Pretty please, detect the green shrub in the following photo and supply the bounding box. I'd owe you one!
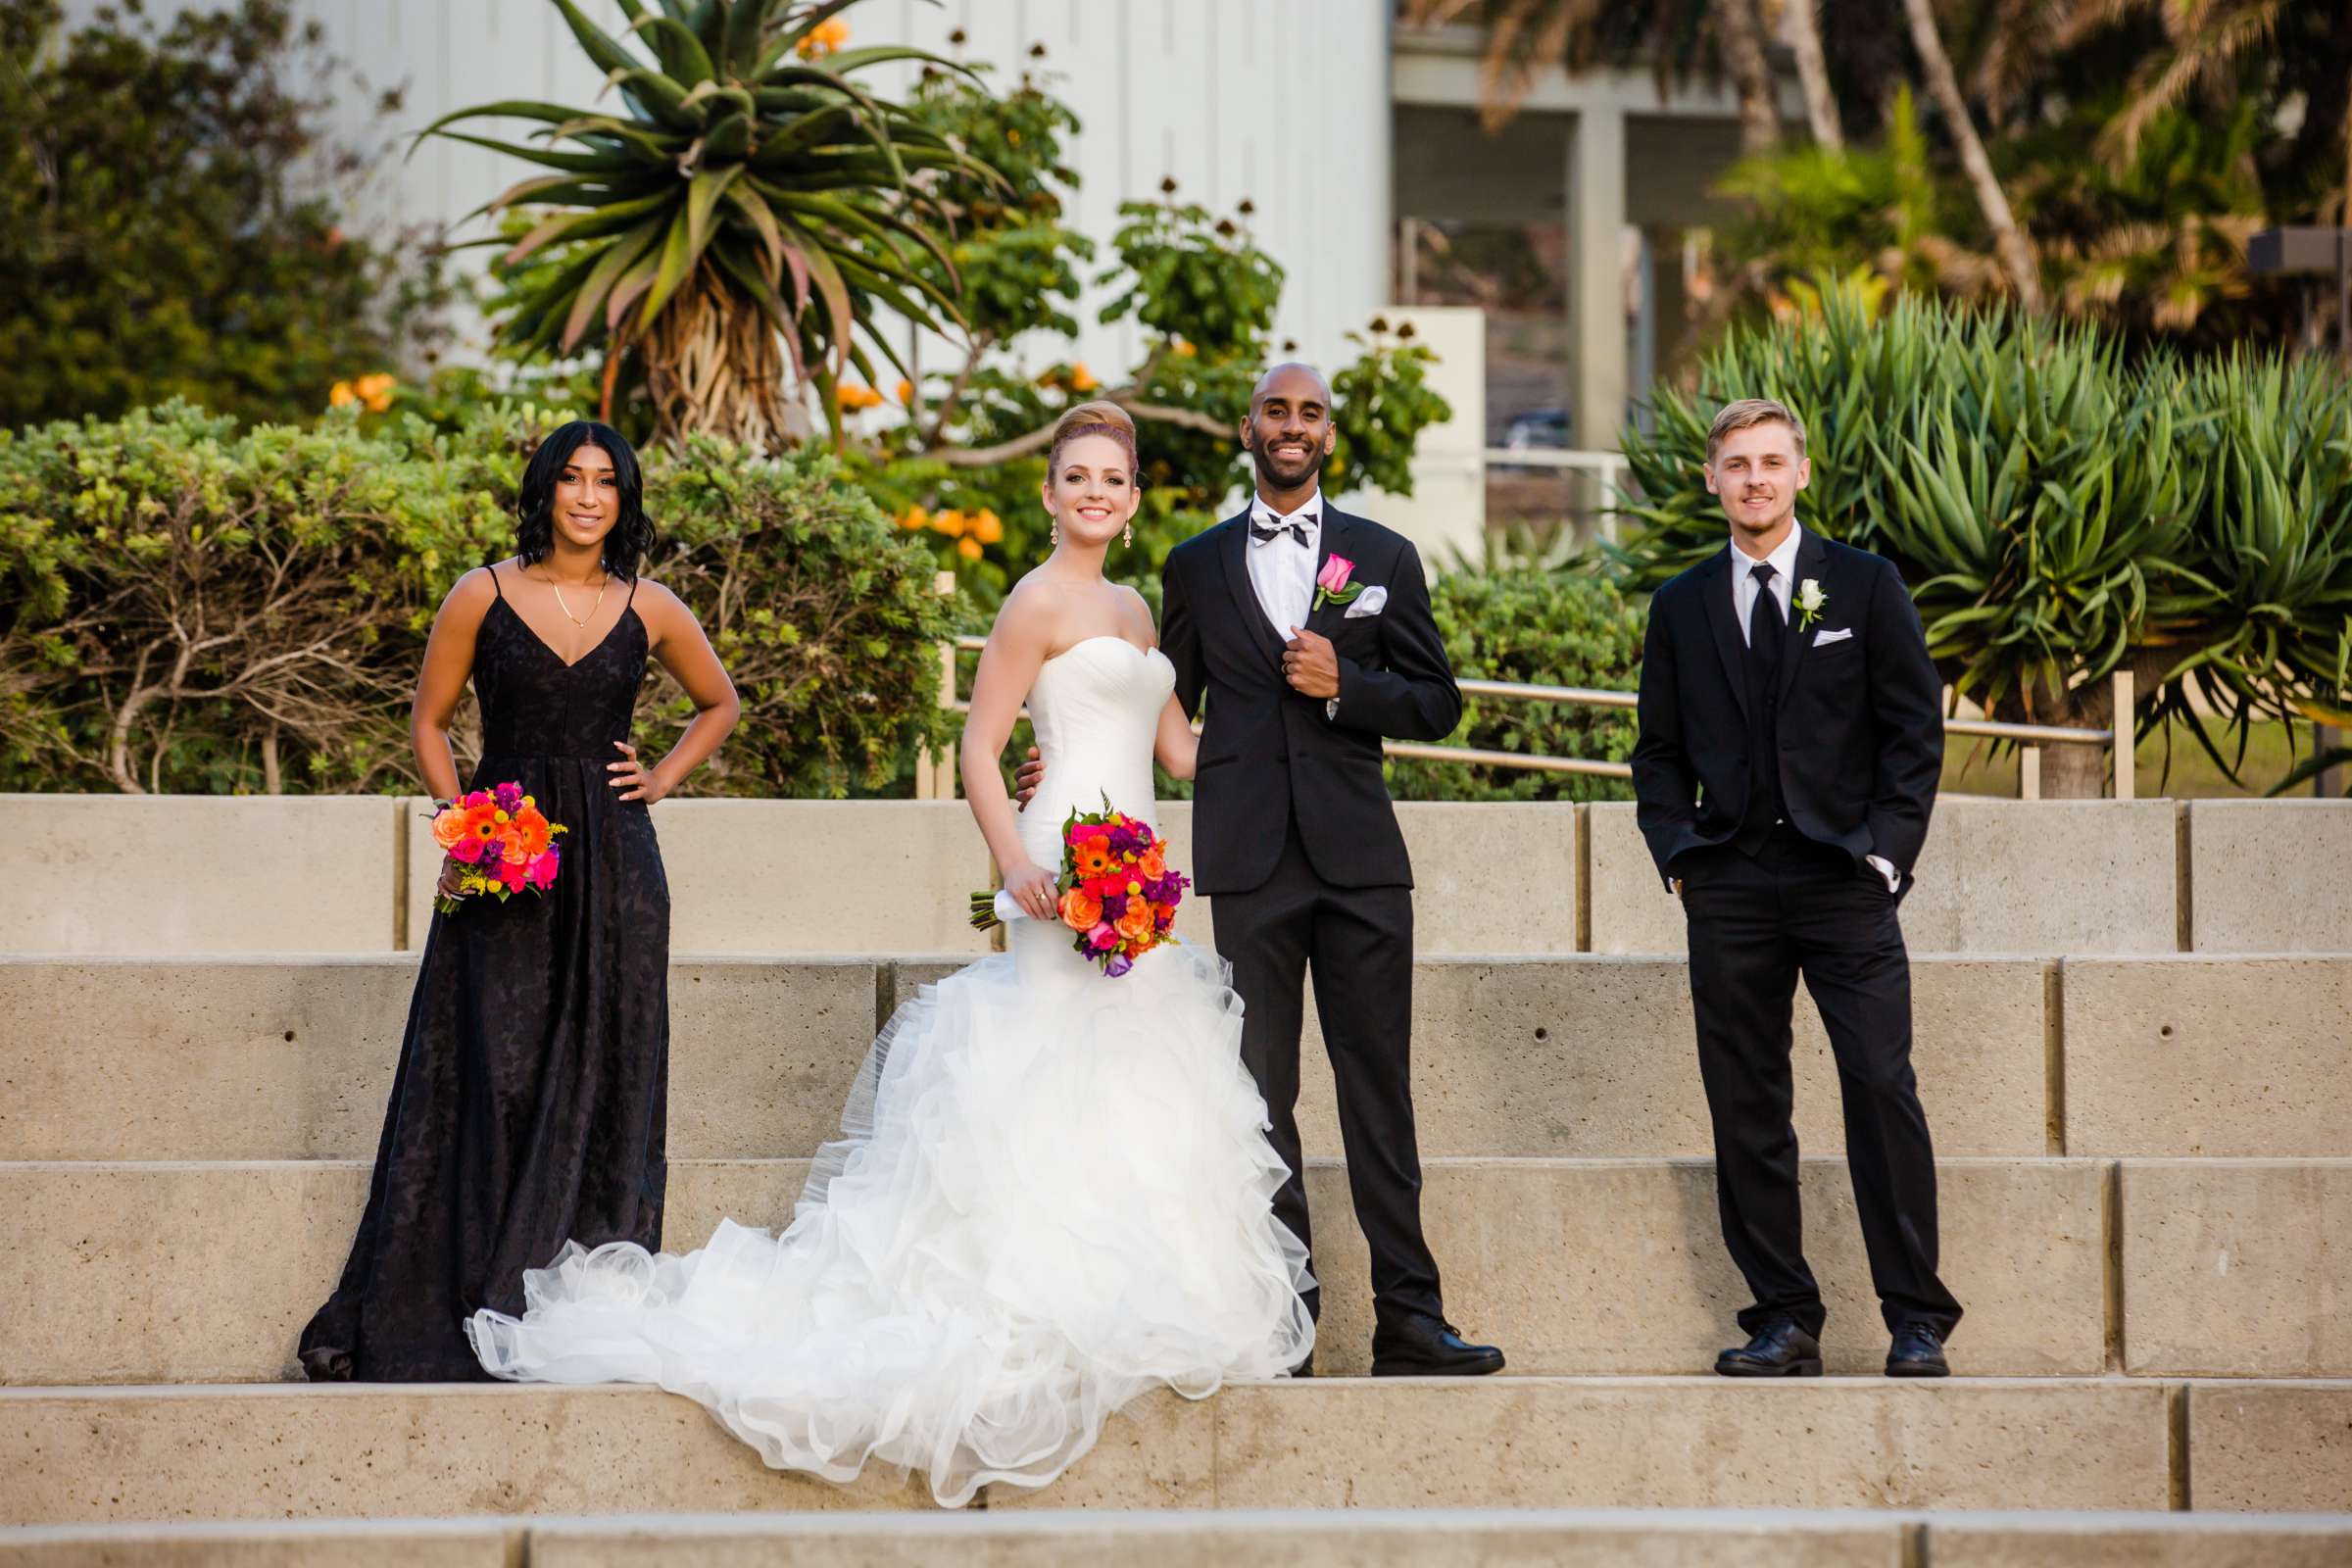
[1612,279,2352,795]
[0,0,453,429]
[0,402,958,796]
[1385,566,1643,803]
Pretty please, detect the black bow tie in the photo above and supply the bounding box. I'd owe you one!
[1250,514,1315,546]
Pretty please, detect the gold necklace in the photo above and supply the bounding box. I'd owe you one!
[539,567,609,628]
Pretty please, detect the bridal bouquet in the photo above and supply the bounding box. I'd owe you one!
[427,783,566,915]
[969,798,1192,977]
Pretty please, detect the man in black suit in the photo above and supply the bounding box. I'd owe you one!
[1633,397,1962,1379]
[1020,364,1501,1378]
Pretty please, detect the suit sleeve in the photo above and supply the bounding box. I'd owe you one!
[1864,558,1943,874]
[1160,548,1206,722]
[1331,541,1462,743]
[1632,583,1700,892]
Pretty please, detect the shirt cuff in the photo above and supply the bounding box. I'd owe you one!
[1864,854,1901,893]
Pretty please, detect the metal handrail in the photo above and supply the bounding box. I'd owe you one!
[933,628,2132,798]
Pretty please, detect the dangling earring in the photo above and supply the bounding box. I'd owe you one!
[1049,517,1059,549]
[1123,521,1134,548]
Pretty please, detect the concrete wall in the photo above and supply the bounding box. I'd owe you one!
[5,797,2345,959]
[2186,800,2352,953]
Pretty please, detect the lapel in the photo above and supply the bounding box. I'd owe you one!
[1698,547,1751,722]
[1215,512,1290,669]
[1776,528,1832,706]
[1303,507,1357,639]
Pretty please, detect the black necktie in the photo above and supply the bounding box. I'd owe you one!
[1250,514,1314,547]
[1747,561,1786,672]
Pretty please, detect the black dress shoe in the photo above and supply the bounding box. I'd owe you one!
[1886,1322,1950,1378]
[1370,1313,1505,1378]
[1715,1320,1824,1378]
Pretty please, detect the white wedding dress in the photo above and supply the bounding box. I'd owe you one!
[467,635,1315,1506]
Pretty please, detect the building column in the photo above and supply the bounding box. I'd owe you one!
[1569,104,1628,454]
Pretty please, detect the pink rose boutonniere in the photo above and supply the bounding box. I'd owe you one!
[1313,555,1365,612]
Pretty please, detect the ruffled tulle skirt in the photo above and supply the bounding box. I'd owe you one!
[466,930,1314,1507]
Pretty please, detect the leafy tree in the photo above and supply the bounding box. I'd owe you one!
[0,0,450,429]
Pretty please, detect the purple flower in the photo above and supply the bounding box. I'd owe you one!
[1104,954,1134,978]
[1102,894,1127,922]
[1132,824,1154,849]
[493,781,524,813]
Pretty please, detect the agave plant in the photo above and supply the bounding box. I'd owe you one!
[1613,276,2352,796]
[422,0,1002,449]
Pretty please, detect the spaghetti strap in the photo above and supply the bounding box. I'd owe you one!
[488,564,508,602]
[623,574,639,610]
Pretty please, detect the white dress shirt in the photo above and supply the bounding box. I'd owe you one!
[1724,523,1902,893]
[1247,489,1323,641]
[1730,522,1801,645]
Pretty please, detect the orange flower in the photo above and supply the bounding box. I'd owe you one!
[354,372,397,413]
[839,384,883,411]
[1073,837,1117,880]
[1058,888,1102,931]
[1114,904,1154,944]
[895,378,914,406]
[797,17,849,57]
[931,509,966,538]
[956,536,983,561]
[328,380,357,409]
[464,803,499,842]
[1069,362,1098,393]
[970,508,1004,544]
[1137,844,1166,881]
[430,808,468,851]
[900,506,931,531]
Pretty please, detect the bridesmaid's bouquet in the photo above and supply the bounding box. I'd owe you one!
[427,783,567,914]
[969,797,1192,978]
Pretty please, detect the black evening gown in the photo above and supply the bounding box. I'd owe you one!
[301,573,670,1381]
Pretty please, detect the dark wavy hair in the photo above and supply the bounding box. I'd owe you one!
[514,420,658,580]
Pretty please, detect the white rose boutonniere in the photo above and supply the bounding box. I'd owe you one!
[1794,577,1828,632]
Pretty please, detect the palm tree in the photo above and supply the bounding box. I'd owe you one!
[424,0,1003,450]
[1897,0,2045,312]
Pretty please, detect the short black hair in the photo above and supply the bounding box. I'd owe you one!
[514,421,658,580]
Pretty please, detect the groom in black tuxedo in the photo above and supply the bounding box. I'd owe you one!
[1633,397,1962,1379]
[1020,364,1501,1378]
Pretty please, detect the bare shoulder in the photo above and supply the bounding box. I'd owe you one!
[1115,583,1156,642]
[627,576,693,620]
[988,571,1063,654]
[439,565,501,624]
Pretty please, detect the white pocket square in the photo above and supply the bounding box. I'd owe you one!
[1344,586,1389,619]
[1813,626,1854,647]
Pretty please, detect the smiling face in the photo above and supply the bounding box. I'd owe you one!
[1705,419,1810,551]
[551,443,621,556]
[1242,364,1336,495]
[1040,432,1141,549]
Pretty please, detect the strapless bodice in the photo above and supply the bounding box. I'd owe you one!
[1016,637,1174,870]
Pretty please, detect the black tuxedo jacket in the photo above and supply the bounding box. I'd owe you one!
[1162,506,1462,896]
[1632,530,1943,891]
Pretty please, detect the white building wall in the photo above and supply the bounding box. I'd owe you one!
[70,0,1394,379]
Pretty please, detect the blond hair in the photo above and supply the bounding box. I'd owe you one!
[1706,398,1808,464]
[1048,400,1139,473]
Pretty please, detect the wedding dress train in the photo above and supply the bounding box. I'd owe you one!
[467,635,1315,1506]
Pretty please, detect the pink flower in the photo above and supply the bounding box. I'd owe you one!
[498,858,527,893]
[526,849,561,890]
[1088,922,1118,952]
[1316,555,1354,596]
[450,836,485,864]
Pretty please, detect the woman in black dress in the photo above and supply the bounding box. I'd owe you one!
[302,421,739,1381]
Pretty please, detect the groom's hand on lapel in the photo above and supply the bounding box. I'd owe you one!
[1013,747,1045,810]
[1282,627,1340,700]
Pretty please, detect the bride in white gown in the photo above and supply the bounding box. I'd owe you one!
[467,403,1315,1507]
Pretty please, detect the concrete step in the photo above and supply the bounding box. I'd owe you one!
[5,1379,2345,1523]
[8,955,2346,1165]
[0,1154,2116,1385]
[12,795,2349,960]
[9,1508,2352,1567]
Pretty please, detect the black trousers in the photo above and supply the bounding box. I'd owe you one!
[1678,825,1962,1340]
[1212,822,1444,1324]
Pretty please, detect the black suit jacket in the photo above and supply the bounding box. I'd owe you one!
[1632,531,1943,892]
[1162,506,1462,896]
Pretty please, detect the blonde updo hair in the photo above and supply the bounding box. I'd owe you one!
[1048,400,1140,476]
